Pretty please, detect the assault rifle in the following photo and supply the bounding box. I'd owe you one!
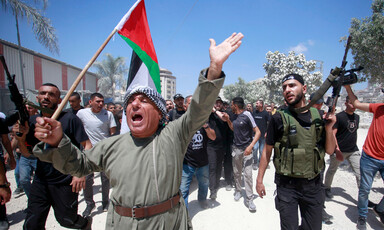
[0,55,29,136]
[294,36,363,114]
[324,36,363,115]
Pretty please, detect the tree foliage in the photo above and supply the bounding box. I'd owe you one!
[262,51,322,104]
[94,53,127,100]
[223,77,253,102]
[223,51,322,106]
[1,0,59,54]
[344,0,384,83]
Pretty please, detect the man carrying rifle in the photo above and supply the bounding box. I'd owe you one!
[256,73,336,230]
[14,83,92,230]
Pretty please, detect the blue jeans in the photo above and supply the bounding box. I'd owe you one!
[180,164,209,209]
[253,136,265,164]
[358,151,384,217]
[19,155,38,198]
[14,155,20,188]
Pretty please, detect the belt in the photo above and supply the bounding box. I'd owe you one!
[114,193,180,219]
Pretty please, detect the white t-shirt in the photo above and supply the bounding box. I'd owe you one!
[76,108,116,145]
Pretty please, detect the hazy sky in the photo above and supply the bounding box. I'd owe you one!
[0,0,372,96]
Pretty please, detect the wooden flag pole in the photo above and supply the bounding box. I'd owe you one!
[52,28,118,120]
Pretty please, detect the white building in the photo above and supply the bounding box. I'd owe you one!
[0,39,98,114]
[160,67,176,100]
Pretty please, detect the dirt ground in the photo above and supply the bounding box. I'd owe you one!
[4,128,384,229]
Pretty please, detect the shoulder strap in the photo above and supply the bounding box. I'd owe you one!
[309,107,323,144]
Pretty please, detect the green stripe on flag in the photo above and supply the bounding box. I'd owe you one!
[119,35,161,93]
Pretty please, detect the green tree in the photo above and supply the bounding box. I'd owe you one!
[94,53,127,100]
[344,0,384,83]
[1,0,59,54]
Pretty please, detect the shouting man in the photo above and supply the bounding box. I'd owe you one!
[31,33,243,229]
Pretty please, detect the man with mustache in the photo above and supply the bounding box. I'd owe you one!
[31,33,243,229]
[14,83,92,229]
[256,73,336,230]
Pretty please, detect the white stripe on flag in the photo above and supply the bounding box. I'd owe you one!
[120,62,156,134]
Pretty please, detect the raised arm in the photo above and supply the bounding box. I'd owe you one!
[344,85,370,112]
[207,33,243,81]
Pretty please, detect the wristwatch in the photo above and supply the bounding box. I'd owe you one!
[0,182,10,188]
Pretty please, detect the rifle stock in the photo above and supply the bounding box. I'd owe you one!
[0,55,29,135]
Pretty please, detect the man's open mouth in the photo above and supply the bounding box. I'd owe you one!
[132,114,143,122]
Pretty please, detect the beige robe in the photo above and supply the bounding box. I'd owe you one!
[33,69,224,229]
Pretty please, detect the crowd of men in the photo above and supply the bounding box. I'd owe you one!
[0,32,383,230]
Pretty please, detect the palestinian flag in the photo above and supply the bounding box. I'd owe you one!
[115,0,160,93]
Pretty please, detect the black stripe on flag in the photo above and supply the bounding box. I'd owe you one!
[127,50,142,89]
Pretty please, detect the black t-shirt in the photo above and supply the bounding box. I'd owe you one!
[0,118,9,135]
[266,109,324,146]
[208,112,230,149]
[64,106,84,115]
[184,127,209,168]
[252,110,270,136]
[27,112,89,184]
[334,111,359,152]
[167,109,185,122]
[232,111,256,149]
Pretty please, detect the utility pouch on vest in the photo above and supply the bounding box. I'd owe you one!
[288,125,298,148]
[292,148,307,176]
[274,108,325,179]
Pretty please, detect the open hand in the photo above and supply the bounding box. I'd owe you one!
[207,33,244,80]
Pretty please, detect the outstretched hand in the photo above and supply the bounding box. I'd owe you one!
[34,117,63,147]
[207,32,244,80]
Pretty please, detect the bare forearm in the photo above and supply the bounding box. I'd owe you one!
[205,127,216,141]
[325,128,336,154]
[2,137,14,159]
[256,145,273,184]
[227,120,233,131]
[0,163,6,184]
[249,128,261,149]
[344,85,369,112]
[207,63,223,81]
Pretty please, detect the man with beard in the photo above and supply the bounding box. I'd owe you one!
[256,74,336,230]
[30,33,243,229]
[168,94,185,121]
[14,83,92,229]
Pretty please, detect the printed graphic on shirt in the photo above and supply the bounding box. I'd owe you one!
[347,120,358,133]
[191,131,204,150]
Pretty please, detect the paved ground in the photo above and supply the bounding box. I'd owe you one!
[4,128,384,229]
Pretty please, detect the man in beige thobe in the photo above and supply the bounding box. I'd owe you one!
[32,33,243,229]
